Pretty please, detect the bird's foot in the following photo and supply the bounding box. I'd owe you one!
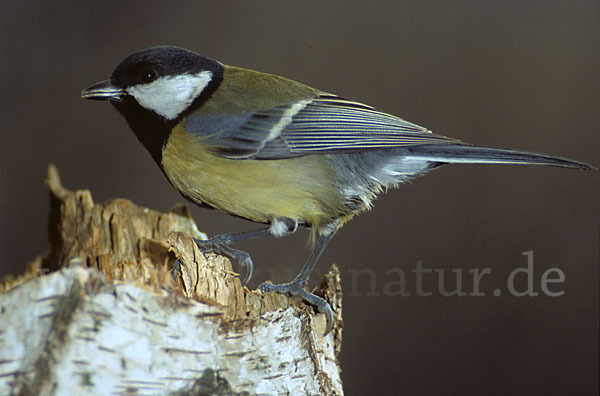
[259,280,334,335]
[178,237,254,285]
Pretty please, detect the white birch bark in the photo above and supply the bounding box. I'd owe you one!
[0,264,343,395]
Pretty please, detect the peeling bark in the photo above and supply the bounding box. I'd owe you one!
[0,165,343,395]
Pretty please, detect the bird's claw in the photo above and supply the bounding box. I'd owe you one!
[172,259,182,281]
[193,238,253,286]
[259,280,334,335]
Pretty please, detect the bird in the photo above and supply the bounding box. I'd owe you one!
[81,45,593,334]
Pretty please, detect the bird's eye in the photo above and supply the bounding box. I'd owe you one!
[140,67,157,84]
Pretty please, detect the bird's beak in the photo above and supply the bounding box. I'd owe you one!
[80,79,126,102]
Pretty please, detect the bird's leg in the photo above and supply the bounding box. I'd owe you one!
[259,226,338,334]
[172,228,271,285]
[191,227,272,285]
[175,218,300,285]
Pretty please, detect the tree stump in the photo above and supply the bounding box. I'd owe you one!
[0,165,343,395]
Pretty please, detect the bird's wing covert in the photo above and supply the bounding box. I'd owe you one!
[185,94,462,159]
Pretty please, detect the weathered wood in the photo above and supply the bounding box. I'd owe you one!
[0,165,343,395]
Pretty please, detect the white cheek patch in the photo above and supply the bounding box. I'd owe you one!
[127,71,213,120]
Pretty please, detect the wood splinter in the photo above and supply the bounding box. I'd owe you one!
[0,164,344,395]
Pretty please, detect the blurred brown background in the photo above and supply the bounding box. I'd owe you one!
[1,1,598,394]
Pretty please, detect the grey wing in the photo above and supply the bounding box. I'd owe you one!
[184,94,462,159]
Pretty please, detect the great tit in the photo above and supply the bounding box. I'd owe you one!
[81,46,593,334]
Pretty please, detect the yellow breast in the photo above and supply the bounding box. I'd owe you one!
[161,124,346,228]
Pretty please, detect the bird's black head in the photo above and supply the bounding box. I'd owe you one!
[81,46,224,164]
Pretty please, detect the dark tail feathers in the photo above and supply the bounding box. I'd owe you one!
[406,144,594,170]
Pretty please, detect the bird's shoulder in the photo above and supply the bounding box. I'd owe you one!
[198,65,323,116]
